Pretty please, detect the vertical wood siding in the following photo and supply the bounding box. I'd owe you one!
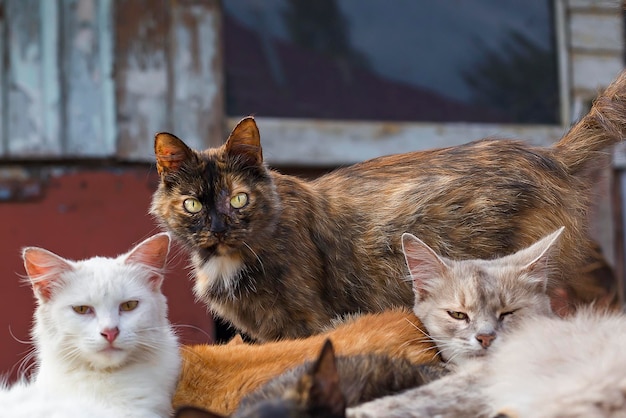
[115,0,224,160]
[0,0,222,161]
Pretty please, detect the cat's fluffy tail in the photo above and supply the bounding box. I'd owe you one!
[555,70,626,175]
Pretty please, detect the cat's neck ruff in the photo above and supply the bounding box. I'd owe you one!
[192,252,244,298]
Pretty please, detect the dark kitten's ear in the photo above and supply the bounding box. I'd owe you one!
[401,233,450,299]
[308,339,346,417]
[174,406,226,418]
[225,117,263,166]
[22,247,73,302]
[154,132,194,176]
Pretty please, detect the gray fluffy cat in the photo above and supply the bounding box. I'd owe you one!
[349,309,626,418]
[348,228,565,418]
[402,227,561,366]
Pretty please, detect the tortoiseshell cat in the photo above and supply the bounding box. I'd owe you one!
[151,70,626,341]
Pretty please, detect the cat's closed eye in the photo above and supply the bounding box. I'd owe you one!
[120,300,139,312]
[447,311,468,321]
[183,198,203,214]
[230,192,248,209]
[498,311,515,321]
[72,305,93,315]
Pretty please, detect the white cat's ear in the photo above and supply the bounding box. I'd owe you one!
[22,247,73,302]
[225,116,263,166]
[125,233,171,290]
[154,132,194,176]
[514,227,564,288]
[401,233,450,299]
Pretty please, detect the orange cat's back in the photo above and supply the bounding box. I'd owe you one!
[172,308,436,415]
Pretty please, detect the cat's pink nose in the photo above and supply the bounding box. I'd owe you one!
[101,327,119,343]
[476,332,496,348]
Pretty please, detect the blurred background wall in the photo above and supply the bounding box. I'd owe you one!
[0,0,624,379]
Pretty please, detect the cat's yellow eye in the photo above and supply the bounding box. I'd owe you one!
[447,311,468,321]
[230,193,248,209]
[72,305,92,315]
[183,198,203,214]
[120,300,139,312]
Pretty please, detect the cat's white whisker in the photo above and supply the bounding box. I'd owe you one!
[242,241,265,277]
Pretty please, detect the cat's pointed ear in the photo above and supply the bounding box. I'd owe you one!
[154,132,194,176]
[515,227,564,288]
[125,233,171,290]
[225,116,263,166]
[401,233,450,299]
[308,339,346,416]
[22,247,73,302]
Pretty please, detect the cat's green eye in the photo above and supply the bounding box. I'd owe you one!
[230,193,248,209]
[183,198,203,214]
[447,311,468,321]
[120,300,139,312]
[72,305,92,315]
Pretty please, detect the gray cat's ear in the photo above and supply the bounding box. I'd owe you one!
[516,227,564,287]
[401,233,450,298]
[308,339,346,416]
[22,247,73,302]
[154,132,194,176]
[125,233,171,290]
[225,116,263,166]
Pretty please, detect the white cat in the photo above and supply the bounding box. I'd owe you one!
[1,233,181,417]
[484,308,626,418]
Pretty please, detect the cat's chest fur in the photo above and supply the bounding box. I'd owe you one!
[35,354,180,417]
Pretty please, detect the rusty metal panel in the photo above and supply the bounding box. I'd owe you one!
[62,0,116,156]
[5,0,62,157]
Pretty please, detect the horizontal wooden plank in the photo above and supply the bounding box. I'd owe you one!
[226,117,566,166]
[571,53,624,94]
[567,0,621,11]
[570,11,623,52]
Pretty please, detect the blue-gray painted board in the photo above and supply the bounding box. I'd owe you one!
[6,0,62,157]
[0,0,5,155]
[63,0,115,157]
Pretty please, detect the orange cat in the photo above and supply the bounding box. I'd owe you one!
[173,309,437,415]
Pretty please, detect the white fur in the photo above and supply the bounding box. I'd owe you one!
[193,252,244,298]
[485,308,626,418]
[2,234,181,417]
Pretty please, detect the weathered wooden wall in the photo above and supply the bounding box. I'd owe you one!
[0,0,224,160]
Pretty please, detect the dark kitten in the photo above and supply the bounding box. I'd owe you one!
[151,71,626,341]
[238,339,447,413]
[174,340,446,418]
